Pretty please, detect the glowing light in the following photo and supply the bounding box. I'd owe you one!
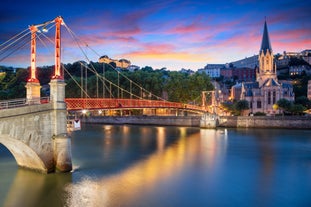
[82,109,87,114]
[42,27,48,33]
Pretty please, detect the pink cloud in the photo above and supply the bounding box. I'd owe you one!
[168,22,203,34]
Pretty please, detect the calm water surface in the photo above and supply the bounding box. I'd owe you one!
[1,124,311,207]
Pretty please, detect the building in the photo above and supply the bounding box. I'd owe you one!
[230,55,258,69]
[308,80,311,100]
[232,67,256,82]
[238,20,295,115]
[289,65,311,76]
[220,68,232,80]
[198,64,224,78]
[275,50,311,72]
[127,65,140,72]
[98,55,131,69]
[301,50,311,65]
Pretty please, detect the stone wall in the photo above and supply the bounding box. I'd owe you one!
[0,102,72,173]
[82,115,311,129]
[82,116,201,127]
[218,116,311,129]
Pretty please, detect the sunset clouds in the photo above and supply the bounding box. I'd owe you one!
[0,0,310,70]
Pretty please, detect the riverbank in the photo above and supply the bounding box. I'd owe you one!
[81,115,311,129]
[218,115,311,129]
[81,116,200,127]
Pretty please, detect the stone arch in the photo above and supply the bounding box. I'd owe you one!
[0,135,49,173]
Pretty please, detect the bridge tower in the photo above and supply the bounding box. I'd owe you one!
[49,16,72,172]
[0,16,72,173]
[25,25,41,104]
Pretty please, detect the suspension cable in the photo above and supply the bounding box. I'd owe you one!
[0,18,167,102]
[63,22,167,101]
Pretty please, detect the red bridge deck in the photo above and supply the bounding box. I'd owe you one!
[65,98,206,113]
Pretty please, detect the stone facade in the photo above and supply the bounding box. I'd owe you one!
[218,116,311,129]
[238,21,295,115]
[0,79,72,173]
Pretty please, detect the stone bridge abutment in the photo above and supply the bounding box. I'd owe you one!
[0,79,72,173]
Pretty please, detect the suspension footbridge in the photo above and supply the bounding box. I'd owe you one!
[0,16,213,114]
[0,16,216,173]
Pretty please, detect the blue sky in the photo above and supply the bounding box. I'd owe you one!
[0,0,310,70]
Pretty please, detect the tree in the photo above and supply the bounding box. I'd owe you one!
[276,98,291,113]
[221,101,235,115]
[295,96,311,109]
[289,104,306,115]
[165,71,213,103]
[234,100,249,115]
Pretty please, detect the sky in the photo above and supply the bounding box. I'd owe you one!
[0,0,310,71]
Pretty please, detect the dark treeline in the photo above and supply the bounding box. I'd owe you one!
[0,62,214,104]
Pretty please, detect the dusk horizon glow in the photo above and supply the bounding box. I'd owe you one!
[1,0,310,71]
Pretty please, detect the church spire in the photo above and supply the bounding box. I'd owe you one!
[260,20,272,55]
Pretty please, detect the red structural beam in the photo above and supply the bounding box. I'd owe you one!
[52,16,63,79]
[28,25,39,83]
[65,98,206,112]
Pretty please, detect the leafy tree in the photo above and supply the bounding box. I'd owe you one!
[165,71,213,103]
[295,96,311,109]
[221,101,235,115]
[289,104,306,115]
[276,98,292,112]
[234,100,249,115]
[165,71,188,102]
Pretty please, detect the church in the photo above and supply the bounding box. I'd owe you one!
[236,20,295,115]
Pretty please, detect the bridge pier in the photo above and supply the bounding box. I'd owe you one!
[50,79,72,173]
[25,82,41,104]
[0,79,72,173]
[200,113,219,128]
[53,134,72,172]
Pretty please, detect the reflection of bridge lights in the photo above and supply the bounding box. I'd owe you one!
[179,127,186,137]
[82,109,87,114]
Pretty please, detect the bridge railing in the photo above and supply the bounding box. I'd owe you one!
[0,97,50,109]
[65,98,207,113]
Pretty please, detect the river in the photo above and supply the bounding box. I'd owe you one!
[1,124,311,207]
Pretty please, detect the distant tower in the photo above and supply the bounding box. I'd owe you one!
[257,20,277,86]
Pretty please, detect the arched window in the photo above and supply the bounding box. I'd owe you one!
[257,100,262,108]
[268,91,271,104]
[266,59,269,70]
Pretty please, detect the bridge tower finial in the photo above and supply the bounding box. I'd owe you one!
[25,25,41,103]
[28,25,39,83]
[52,16,63,79]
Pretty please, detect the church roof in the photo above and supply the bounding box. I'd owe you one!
[260,20,272,55]
[242,82,258,97]
[281,82,293,88]
[262,78,280,87]
[243,82,259,89]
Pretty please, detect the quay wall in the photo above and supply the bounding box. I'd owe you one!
[218,116,311,129]
[82,115,311,129]
[82,116,200,127]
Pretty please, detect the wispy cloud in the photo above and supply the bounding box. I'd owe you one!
[1,0,310,70]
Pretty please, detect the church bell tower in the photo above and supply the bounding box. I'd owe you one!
[257,20,277,86]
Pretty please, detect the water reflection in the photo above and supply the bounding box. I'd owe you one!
[65,127,228,207]
[1,126,311,207]
[2,168,71,207]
